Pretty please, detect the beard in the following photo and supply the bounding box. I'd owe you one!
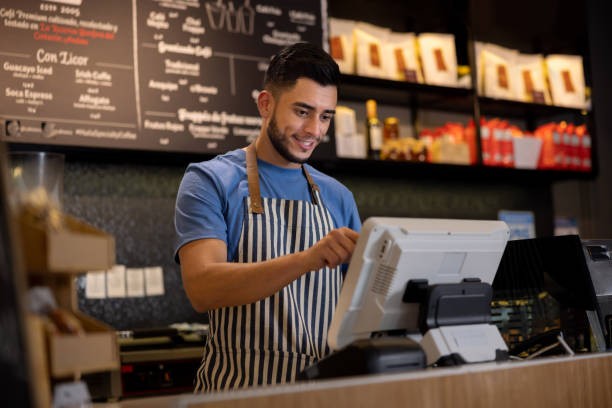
[267,115,315,164]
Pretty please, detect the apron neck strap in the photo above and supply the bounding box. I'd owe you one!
[246,142,319,214]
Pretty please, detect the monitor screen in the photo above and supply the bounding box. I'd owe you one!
[328,217,510,350]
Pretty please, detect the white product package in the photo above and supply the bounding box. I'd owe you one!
[329,18,356,75]
[546,54,586,109]
[481,45,518,100]
[382,32,422,82]
[354,22,389,78]
[515,53,551,104]
[334,106,366,158]
[418,33,458,87]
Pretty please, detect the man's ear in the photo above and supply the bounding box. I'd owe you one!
[257,90,275,119]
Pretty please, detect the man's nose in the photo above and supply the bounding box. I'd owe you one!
[303,115,321,138]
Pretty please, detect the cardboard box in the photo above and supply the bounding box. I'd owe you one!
[433,141,471,165]
[18,212,115,274]
[48,310,120,378]
[513,137,542,169]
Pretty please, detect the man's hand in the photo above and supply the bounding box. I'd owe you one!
[302,227,359,271]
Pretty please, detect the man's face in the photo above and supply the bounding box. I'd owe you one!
[266,78,337,164]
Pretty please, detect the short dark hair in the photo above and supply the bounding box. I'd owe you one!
[264,42,340,95]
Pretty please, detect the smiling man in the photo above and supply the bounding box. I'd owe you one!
[174,42,361,392]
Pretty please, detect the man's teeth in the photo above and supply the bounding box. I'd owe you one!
[295,138,314,147]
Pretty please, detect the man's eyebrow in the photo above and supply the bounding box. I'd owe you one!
[293,102,335,114]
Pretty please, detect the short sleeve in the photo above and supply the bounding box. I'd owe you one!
[174,164,227,264]
[340,191,361,276]
[345,191,362,233]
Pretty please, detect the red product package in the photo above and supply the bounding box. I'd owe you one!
[553,122,566,170]
[563,123,575,170]
[500,122,515,168]
[480,118,493,166]
[536,123,556,169]
[567,124,579,170]
[577,125,592,171]
[489,119,504,167]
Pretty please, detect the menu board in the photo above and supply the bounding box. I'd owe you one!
[0,0,331,155]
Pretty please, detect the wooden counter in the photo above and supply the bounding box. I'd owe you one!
[111,352,612,408]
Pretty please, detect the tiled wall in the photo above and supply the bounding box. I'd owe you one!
[65,156,553,330]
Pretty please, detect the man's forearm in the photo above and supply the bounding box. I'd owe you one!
[183,251,314,313]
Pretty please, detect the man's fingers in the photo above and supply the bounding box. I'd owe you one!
[333,229,358,255]
[339,227,359,243]
[322,247,342,268]
[308,228,360,270]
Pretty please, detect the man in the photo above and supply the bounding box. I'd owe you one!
[174,42,361,392]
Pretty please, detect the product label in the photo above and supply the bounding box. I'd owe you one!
[330,36,344,60]
[369,43,381,67]
[497,64,509,90]
[531,90,545,104]
[572,134,579,146]
[403,69,417,82]
[369,124,383,150]
[481,127,490,139]
[433,48,447,72]
[561,70,575,93]
[562,132,570,145]
[394,48,406,72]
[582,135,591,148]
[522,69,534,94]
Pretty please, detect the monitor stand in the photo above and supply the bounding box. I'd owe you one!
[298,278,509,380]
[404,278,509,366]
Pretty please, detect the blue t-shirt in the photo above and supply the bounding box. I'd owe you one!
[174,148,361,264]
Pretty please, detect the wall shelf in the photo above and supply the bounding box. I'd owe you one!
[311,157,597,183]
[333,71,596,180]
[339,74,474,113]
[478,96,589,120]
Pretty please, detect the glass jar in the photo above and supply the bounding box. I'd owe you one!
[383,117,399,141]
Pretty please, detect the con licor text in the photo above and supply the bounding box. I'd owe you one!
[36,48,88,66]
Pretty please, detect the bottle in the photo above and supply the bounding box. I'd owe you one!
[383,117,399,141]
[365,99,383,159]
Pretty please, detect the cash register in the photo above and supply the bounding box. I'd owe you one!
[299,217,510,380]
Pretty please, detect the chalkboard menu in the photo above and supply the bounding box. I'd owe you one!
[0,0,331,155]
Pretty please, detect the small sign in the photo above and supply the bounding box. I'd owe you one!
[85,271,106,299]
[403,69,418,83]
[126,268,145,297]
[145,266,165,296]
[106,265,126,298]
[531,90,546,104]
[498,210,536,240]
[554,216,579,236]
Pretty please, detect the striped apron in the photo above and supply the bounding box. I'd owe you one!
[194,143,342,392]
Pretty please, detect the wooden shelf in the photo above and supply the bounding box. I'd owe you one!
[311,157,597,182]
[338,74,475,113]
[478,96,589,120]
